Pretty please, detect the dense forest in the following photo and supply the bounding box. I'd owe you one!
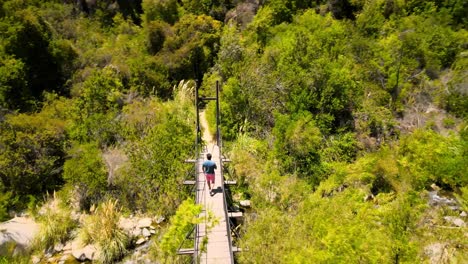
[0,0,467,263]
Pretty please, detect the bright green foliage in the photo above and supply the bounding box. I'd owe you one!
[69,68,124,147]
[227,134,267,190]
[79,199,129,264]
[382,193,423,263]
[273,112,324,185]
[218,77,257,139]
[180,0,230,20]
[121,107,194,214]
[245,5,275,48]
[399,129,467,189]
[76,68,124,116]
[239,187,426,263]
[455,186,468,211]
[157,199,202,259]
[320,132,359,163]
[0,0,466,262]
[445,50,468,118]
[231,123,465,262]
[0,55,28,110]
[221,11,360,138]
[116,85,195,215]
[153,198,218,262]
[63,143,107,210]
[216,25,244,78]
[355,0,386,37]
[128,55,171,97]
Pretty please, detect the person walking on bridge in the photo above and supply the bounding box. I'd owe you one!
[202,153,217,196]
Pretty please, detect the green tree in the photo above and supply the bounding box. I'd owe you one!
[63,143,108,210]
[273,112,324,185]
[162,14,222,83]
[69,68,124,147]
[399,129,467,189]
[0,109,66,212]
[0,55,28,110]
[0,8,67,110]
[142,0,178,24]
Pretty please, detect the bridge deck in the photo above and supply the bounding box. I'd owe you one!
[196,143,233,264]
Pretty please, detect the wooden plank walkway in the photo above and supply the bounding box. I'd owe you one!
[195,143,234,264]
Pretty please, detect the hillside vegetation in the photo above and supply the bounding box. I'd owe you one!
[0,0,467,263]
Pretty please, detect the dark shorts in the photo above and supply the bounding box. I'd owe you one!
[206,174,215,183]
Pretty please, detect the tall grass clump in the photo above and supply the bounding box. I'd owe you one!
[34,193,76,251]
[79,199,129,264]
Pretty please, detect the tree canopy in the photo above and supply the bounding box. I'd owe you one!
[0,0,467,262]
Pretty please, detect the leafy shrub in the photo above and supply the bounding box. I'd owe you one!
[321,132,359,163]
[151,198,217,262]
[0,55,28,110]
[273,112,325,185]
[455,186,468,211]
[0,182,13,221]
[146,20,168,55]
[399,129,467,189]
[159,199,202,255]
[142,0,178,24]
[116,85,195,215]
[63,143,108,210]
[0,110,66,212]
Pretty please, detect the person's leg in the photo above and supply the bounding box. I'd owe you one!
[207,174,215,193]
[206,175,212,190]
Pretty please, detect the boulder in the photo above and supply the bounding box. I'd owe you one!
[240,200,251,207]
[155,216,165,224]
[137,218,152,228]
[71,239,97,261]
[135,238,146,245]
[132,228,141,237]
[428,191,457,207]
[54,243,64,253]
[460,211,467,217]
[58,254,76,264]
[0,216,39,252]
[142,228,151,237]
[63,242,72,251]
[83,244,97,261]
[363,194,374,202]
[444,216,465,227]
[424,243,452,264]
[31,255,41,264]
[119,217,137,231]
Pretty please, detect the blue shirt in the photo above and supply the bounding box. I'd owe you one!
[202,160,217,174]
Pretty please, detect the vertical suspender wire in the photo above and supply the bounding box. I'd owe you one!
[217,81,235,263]
[194,79,200,264]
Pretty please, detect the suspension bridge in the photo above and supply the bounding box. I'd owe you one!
[178,81,242,263]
